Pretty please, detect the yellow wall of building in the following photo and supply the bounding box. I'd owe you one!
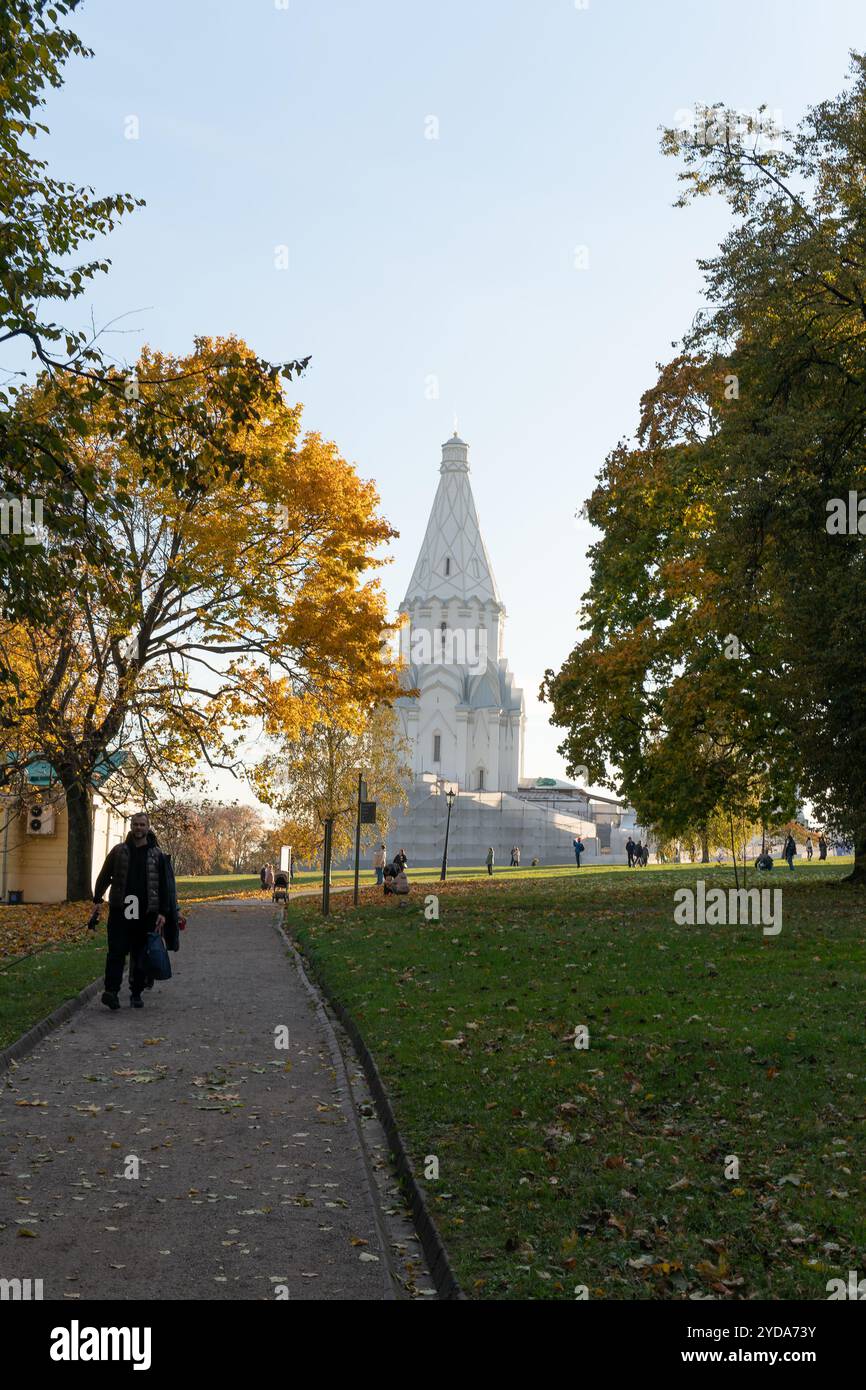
[1,794,130,904]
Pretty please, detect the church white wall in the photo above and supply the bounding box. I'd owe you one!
[383,784,609,867]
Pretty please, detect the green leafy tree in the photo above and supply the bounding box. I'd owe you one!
[546,55,866,882]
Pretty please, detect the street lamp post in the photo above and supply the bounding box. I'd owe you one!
[352,770,364,907]
[440,786,456,882]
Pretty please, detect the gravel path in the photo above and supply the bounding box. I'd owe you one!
[0,898,393,1301]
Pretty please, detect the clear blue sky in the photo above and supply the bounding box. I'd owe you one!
[39,0,863,790]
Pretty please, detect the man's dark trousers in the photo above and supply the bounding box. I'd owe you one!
[105,916,149,995]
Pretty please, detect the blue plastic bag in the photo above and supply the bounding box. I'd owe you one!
[145,929,172,981]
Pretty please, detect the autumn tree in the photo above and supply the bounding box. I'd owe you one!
[256,818,320,870]
[147,800,214,876]
[1,338,402,897]
[542,357,797,855]
[197,803,264,874]
[259,705,411,866]
[545,55,866,881]
[0,1,310,636]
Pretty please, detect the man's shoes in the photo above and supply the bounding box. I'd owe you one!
[130,995,144,1009]
[101,991,120,1011]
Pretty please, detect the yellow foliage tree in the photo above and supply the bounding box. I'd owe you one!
[0,338,402,897]
[258,705,412,866]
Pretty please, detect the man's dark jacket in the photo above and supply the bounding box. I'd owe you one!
[93,830,180,951]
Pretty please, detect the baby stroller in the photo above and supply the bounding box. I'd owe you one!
[272,871,289,903]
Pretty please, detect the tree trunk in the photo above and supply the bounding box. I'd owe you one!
[842,826,866,884]
[64,778,95,902]
[729,812,739,890]
[700,829,710,863]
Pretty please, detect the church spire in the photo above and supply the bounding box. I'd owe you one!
[402,435,503,607]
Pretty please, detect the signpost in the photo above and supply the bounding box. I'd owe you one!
[352,774,378,906]
[353,776,365,906]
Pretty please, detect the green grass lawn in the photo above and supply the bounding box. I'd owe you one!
[176,872,263,898]
[290,859,866,1300]
[174,862,612,900]
[0,934,105,1051]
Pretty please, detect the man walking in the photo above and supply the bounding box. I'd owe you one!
[510,845,520,867]
[806,836,813,860]
[783,833,797,870]
[486,846,495,876]
[818,834,828,860]
[626,835,635,868]
[92,812,170,1011]
[573,837,584,867]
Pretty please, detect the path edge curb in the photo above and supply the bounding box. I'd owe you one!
[279,919,466,1302]
[0,977,102,1073]
[272,917,400,1301]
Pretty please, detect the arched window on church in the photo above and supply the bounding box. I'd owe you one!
[433,733,441,763]
[477,768,485,791]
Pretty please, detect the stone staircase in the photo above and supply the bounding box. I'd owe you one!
[381,782,603,868]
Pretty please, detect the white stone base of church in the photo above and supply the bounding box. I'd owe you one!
[382,780,622,867]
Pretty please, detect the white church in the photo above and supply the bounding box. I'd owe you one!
[387,434,640,866]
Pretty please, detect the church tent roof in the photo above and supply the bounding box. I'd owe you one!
[402,434,502,608]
